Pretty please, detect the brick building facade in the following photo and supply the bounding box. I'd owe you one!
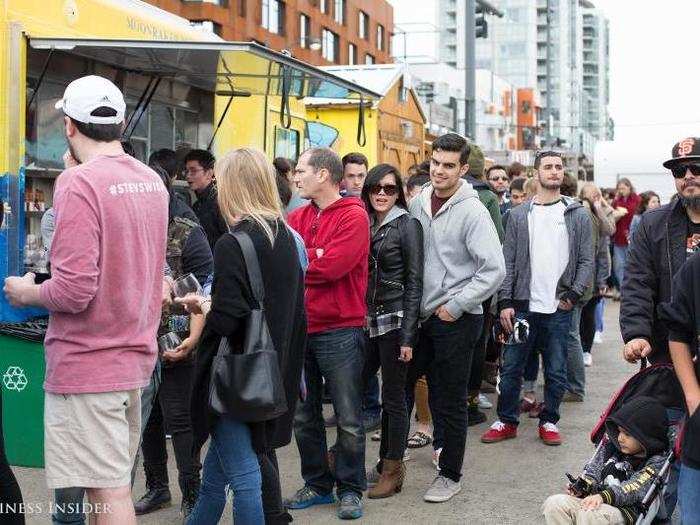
[144,0,394,66]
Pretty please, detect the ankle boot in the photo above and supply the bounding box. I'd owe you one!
[180,476,200,521]
[368,459,405,499]
[134,463,172,515]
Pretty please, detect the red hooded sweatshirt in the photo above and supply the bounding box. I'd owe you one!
[288,197,370,334]
[612,193,641,246]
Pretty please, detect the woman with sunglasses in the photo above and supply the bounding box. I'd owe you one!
[361,164,423,499]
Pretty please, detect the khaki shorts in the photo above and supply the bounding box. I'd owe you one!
[44,389,141,489]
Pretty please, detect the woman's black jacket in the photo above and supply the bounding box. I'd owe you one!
[366,209,423,348]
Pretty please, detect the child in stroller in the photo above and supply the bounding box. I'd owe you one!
[543,395,670,524]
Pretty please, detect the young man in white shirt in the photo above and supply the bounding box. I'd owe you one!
[481,151,594,446]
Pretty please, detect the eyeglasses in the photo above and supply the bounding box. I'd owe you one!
[670,164,700,179]
[369,184,398,196]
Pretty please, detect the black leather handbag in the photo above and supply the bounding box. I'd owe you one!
[208,230,288,423]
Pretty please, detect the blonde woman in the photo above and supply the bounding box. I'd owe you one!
[178,148,306,524]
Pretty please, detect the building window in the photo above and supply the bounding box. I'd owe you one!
[348,43,357,65]
[190,20,222,35]
[299,13,310,47]
[320,0,327,14]
[238,0,246,17]
[261,0,285,35]
[275,127,300,160]
[333,0,345,24]
[398,76,409,102]
[358,10,369,39]
[365,53,375,64]
[322,28,339,62]
[377,24,384,51]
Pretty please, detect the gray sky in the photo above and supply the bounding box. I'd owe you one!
[594,1,700,182]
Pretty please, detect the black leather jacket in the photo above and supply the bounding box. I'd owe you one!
[366,210,424,348]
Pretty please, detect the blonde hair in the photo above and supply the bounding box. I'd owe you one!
[524,176,539,198]
[216,148,284,245]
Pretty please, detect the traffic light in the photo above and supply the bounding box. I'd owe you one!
[476,6,488,39]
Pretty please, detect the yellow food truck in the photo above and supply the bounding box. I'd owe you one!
[0,0,379,321]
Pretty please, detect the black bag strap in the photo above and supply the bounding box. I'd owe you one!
[230,230,265,306]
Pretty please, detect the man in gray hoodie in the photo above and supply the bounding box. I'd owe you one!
[408,133,505,503]
[481,150,594,447]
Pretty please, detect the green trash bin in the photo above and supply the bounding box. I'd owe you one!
[0,334,45,467]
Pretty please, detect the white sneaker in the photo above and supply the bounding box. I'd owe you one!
[403,449,412,461]
[478,393,493,409]
[583,353,593,367]
[593,332,603,344]
[432,447,442,470]
[424,475,462,503]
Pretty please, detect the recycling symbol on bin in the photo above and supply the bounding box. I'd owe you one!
[2,366,28,392]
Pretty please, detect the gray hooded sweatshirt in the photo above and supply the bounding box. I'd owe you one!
[409,180,506,320]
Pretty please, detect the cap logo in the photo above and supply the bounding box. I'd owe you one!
[678,138,695,157]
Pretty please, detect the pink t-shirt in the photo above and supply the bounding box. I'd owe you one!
[39,154,168,394]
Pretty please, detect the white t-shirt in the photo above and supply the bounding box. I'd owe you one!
[528,200,569,314]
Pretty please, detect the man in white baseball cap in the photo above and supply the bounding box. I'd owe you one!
[4,74,169,525]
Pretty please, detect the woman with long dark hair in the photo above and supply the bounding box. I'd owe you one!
[361,164,423,499]
[629,190,660,243]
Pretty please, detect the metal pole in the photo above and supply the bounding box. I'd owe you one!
[465,0,476,140]
[545,0,553,146]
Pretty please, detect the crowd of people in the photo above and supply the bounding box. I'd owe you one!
[0,74,699,525]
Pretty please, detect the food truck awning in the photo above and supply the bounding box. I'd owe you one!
[28,38,381,101]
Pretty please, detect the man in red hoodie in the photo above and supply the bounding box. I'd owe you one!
[285,147,370,520]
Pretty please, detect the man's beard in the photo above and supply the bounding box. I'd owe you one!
[539,180,561,191]
[681,194,700,212]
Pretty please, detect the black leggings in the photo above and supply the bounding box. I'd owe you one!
[0,389,25,524]
[259,450,292,524]
[580,295,602,354]
[362,330,409,462]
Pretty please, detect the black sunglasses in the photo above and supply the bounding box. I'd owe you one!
[670,164,700,179]
[370,184,398,196]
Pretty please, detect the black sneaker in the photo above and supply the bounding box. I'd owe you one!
[467,405,487,426]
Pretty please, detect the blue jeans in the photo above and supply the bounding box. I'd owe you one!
[52,362,161,524]
[363,374,381,423]
[497,309,572,426]
[594,298,605,333]
[186,416,263,525]
[294,327,366,496]
[679,463,700,524]
[613,245,628,287]
[565,304,585,397]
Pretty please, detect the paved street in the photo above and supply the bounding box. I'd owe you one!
[14,302,641,524]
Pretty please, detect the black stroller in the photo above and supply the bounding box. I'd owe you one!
[588,362,685,525]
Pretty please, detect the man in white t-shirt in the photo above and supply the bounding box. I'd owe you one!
[481,151,594,446]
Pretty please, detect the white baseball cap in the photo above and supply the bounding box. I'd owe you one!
[54,75,126,125]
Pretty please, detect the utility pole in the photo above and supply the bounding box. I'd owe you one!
[465,0,476,141]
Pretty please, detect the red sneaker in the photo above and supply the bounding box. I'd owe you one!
[539,423,562,446]
[481,421,518,443]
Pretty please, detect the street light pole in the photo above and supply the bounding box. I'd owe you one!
[465,0,476,140]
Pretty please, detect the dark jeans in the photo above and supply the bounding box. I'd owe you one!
[579,295,601,354]
[363,374,381,422]
[468,299,495,394]
[406,314,483,482]
[258,450,291,525]
[294,327,366,496]
[496,309,572,426]
[362,329,409,462]
[0,389,24,525]
[142,362,199,494]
